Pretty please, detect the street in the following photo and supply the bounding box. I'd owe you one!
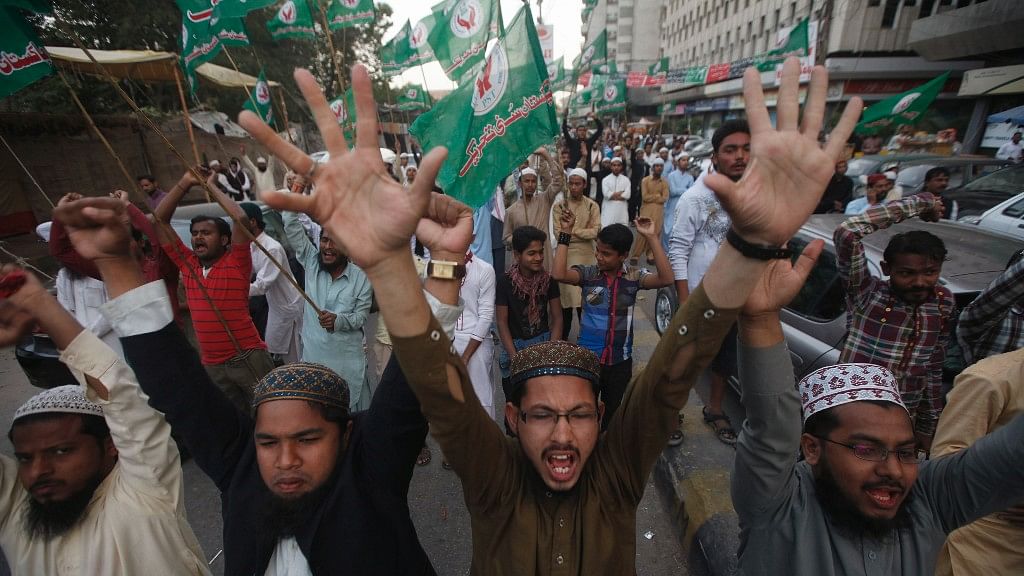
[0,300,689,575]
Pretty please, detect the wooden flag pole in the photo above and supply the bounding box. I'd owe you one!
[222,45,282,134]
[319,3,346,96]
[172,65,202,165]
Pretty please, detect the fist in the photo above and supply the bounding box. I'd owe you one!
[559,207,576,232]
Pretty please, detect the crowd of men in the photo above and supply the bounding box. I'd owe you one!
[0,57,1021,576]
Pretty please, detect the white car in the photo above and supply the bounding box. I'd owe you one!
[972,191,1024,240]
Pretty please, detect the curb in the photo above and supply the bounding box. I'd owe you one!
[653,389,739,576]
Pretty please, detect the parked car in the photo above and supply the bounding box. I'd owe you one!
[16,202,297,390]
[653,215,1024,388]
[945,164,1024,221]
[969,191,1024,240]
[845,154,1011,199]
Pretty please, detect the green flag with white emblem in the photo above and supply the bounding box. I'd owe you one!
[243,69,274,124]
[427,0,499,81]
[855,72,949,134]
[267,0,315,41]
[396,84,432,111]
[410,4,557,209]
[328,88,355,139]
[594,77,626,114]
[648,57,668,76]
[326,0,375,30]
[178,0,249,93]
[213,0,275,19]
[380,20,416,76]
[574,29,606,72]
[0,7,52,99]
[592,61,616,75]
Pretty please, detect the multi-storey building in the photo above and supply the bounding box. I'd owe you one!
[581,0,663,76]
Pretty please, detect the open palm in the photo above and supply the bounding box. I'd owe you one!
[707,58,862,247]
[238,66,448,271]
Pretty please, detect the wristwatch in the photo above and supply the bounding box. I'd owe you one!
[725,229,792,260]
[426,260,467,280]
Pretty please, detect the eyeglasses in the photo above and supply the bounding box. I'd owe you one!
[519,410,600,432]
[814,436,922,465]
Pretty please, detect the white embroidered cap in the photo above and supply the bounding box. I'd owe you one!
[14,385,104,423]
[520,167,538,177]
[798,363,907,423]
[568,168,588,181]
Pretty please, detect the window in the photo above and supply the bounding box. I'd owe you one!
[869,0,881,6]
[1002,197,1024,219]
[881,0,901,28]
[919,0,936,17]
[784,237,848,322]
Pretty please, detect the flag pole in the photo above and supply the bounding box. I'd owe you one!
[318,2,346,96]
[0,133,54,209]
[172,64,203,165]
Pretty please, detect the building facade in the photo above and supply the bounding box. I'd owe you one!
[582,0,663,74]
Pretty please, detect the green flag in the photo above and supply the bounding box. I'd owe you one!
[756,18,809,72]
[0,8,52,99]
[396,84,432,111]
[648,57,668,76]
[427,0,499,81]
[683,65,707,84]
[214,0,275,19]
[855,72,950,134]
[407,13,437,65]
[327,0,374,30]
[267,0,315,41]
[594,77,626,114]
[380,20,416,76]
[410,4,557,209]
[574,29,606,72]
[178,1,249,92]
[0,1,50,14]
[592,61,616,75]
[243,69,274,124]
[329,87,356,138]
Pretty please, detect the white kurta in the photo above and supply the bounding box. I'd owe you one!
[56,268,122,357]
[668,174,731,287]
[601,173,631,227]
[250,232,304,357]
[454,257,497,418]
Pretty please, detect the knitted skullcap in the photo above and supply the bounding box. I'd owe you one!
[14,385,103,423]
[798,363,907,423]
[509,341,601,389]
[253,362,350,412]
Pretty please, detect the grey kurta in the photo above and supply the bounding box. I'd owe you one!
[733,341,1024,576]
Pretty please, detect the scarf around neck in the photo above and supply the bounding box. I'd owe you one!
[507,263,551,333]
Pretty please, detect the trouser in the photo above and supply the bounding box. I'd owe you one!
[499,331,551,435]
[597,358,633,431]
[561,307,581,340]
[204,348,275,415]
[455,333,496,420]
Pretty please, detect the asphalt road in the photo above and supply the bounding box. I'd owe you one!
[0,301,688,575]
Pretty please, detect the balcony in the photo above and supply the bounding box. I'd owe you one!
[908,0,1024,60]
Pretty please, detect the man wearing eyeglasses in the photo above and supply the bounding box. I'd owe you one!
[732,267,1024,574]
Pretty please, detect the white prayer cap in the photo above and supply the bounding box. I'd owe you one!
[610,157,623,164]
[400,152,410,158]
[798,364,907,423]
[208,159,221,167]
[613,145,622,151]
[883,171,897,181]
[568,168,588,181]
[35,221,52,242]
[256,156,267,164]
[651,158,665,166]
[380,148,397,164]
[520,167,538,177]
[14,385,104,423]
[676,151,690,159]
[659,147,669,153]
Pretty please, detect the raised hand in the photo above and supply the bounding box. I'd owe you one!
[635,217,656,237]
[559,205,576,233]
[0,266,45,347]
[414,192,474,260]
[52,196,134,263]
[238,65,447,274]
[706,58,862,247]
[57,192,83,207]
[742,239,824,317]
[110,190,130,205]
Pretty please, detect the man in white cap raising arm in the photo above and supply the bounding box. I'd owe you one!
[0,265,209,574]
[731,251,1024,575]
[240,144,280,201]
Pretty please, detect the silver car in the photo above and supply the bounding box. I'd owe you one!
[654,215,1024,385]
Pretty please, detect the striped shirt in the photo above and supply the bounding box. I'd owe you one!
[164,235,265,365]
[574,264,651,365]
[957,257,1024,365]
[834,193,954,436]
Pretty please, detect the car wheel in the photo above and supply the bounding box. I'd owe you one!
[655,288,676,335]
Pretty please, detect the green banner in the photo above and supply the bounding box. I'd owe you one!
[856,72,950,134]
[411,4,557,209]
[327,0,375,30]
[395,84,432,111]
[594,77,626,114]
[427,0,499,81]
[574,29,607,72]
[592,61,616,75]
[0,7,52,99]
[242,69,274,124]
[267,0,315,41]
[648,57,668,76]
[214,0,275,19]
[178,1,249,93]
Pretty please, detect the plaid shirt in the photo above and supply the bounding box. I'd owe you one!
[958,257,1024,365]
[573,264,651,365]
[834,193,955,436]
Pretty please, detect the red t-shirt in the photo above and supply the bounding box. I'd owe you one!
[163,235,265,365]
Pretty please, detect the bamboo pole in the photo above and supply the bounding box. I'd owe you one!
[172,65,202,165]
[319,3,346,96]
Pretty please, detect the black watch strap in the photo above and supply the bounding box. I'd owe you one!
[726,229,792,260]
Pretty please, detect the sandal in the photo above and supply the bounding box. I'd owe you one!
[416,446,432,466]
[702,406,737,446]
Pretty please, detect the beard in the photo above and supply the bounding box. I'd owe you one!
[23,472,104,541]
[318,253,348,273]
[814,459,914,540]
[256,478,334,541]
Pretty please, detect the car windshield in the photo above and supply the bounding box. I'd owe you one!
[963,166,1024,194]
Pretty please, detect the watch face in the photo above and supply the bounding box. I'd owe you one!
[432,262,456,279]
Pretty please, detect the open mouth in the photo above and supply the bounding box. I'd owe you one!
[275,478,306,494]
[545,452,577,482]
[865,486,902,509]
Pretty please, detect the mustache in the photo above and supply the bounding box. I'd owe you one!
[542,444,580,459]
[863,480,904,492]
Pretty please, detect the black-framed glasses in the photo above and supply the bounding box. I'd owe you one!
[814,436,922,465]
[519,410,600,431]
